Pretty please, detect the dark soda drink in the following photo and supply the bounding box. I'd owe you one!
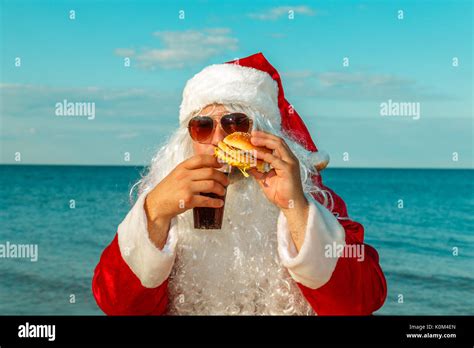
[193,192,226,229]
[193,164,231,229]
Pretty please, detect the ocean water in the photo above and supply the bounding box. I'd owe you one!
[0,165,472,315]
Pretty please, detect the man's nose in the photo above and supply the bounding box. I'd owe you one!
[210,123,226,146]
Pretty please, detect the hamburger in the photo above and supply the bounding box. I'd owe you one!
[214,132,271,177]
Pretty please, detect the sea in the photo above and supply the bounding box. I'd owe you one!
[0,165,472,315]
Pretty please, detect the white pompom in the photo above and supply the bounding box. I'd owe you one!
[310,149,330,171]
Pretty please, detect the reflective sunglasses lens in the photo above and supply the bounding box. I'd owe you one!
[188,116,214,142]
[221,113,250,134]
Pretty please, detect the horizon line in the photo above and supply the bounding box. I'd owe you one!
[1,163,472,170]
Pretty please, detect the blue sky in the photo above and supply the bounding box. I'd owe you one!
[1,0,472,167]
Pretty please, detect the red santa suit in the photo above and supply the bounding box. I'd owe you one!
[92,53,387,315]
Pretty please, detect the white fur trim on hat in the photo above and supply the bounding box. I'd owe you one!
[179,63,281,125]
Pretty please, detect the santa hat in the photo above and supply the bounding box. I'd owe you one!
[179,52,329,170]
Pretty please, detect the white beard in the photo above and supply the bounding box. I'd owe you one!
[136,108,325,315]
[166,171,314,315]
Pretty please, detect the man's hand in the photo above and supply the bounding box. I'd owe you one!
[144,154,230,249]
[248,130,309,251]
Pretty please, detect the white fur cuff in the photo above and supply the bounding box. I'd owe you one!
[117,193,178,288]
[277,198,346,289]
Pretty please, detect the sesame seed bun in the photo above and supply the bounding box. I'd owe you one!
[223,132,272,153]
[214,132,271,176]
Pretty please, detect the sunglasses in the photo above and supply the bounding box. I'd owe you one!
[187,113,251,143]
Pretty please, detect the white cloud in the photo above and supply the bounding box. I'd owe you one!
[317,72,414,88]
[115,28,238,70]
[0,83,187,163]
[282,70,315,79]
[281,70,448,100]
[0,83,181,132]
[248,6,316,20]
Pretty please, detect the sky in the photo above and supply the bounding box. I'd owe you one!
[0,0,472,168]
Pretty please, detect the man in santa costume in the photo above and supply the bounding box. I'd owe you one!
[92,52,387,315]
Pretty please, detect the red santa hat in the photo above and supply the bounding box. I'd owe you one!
[179,52,329,170]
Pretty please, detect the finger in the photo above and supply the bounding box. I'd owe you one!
[251,130,289,146]
[183,154,223,170]
[251,148,288,170]
[251,130,293,153]
[251,130,276,139]
[263,169,277,182]
[191,194,225,208]
[256,152,289,173]
[247,168,265,180]
[251,137,283,158]
[190,167,230,187]
[249,168,277,188]
[190,180,226,196]
[251,135,296,163]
